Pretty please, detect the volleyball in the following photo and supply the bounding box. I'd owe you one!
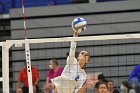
[72,17,87,33]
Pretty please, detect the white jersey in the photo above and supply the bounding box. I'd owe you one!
[51,57,87,93]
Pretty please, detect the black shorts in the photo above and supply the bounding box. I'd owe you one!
[22,86,39,93]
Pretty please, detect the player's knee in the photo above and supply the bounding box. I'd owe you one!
[16,88,22,93]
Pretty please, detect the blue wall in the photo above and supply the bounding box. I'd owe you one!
[0,0,71,14]
[0,0,125,14]
[0,0,12,14]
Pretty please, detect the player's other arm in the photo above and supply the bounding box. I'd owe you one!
[68,32,79,64]
[77,86,87,93]
[77,81,93,93]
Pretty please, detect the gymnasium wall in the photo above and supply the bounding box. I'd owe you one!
[0,0,71,14]
[0,0,124,14]
[10,0,140,92]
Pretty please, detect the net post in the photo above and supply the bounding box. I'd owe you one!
[2,42,10,93]
[25,39,33,93]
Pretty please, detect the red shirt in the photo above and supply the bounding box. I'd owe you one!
[18,67,39,87]
[48,67,63,83]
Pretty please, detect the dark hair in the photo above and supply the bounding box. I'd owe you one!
[108,80,113,83]
[121,81,133,92]
[80,50,90,61]
[97,82,108,89]
[75,52,79,59]
[66,52,79,59]
[51,58,58,66]
[98,74,105,80]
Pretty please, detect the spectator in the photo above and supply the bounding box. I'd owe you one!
[108,80,119,93]
[120,81,136,93]
[95,74,108,92]
[97,82,108,93]
[16,62,39,93]
[128,64,140,93]
[44,58,63,93]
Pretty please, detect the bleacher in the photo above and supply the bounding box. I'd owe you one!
[0,0,126,14]
[0,0,11,14]
[0,0,72,14]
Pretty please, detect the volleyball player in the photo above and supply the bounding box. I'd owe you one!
[51,32,93,93]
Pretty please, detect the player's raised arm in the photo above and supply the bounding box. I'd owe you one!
[68,17,87,64]
[52,17,87,93]
[68,32,79,64]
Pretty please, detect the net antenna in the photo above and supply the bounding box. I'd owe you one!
[21,0,33,93]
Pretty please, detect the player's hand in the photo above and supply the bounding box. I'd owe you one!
[85,76,96,89]
[85,81,94,89]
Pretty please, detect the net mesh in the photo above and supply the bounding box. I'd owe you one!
[3,35,139,93]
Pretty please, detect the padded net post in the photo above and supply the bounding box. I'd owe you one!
[2,42,10,93]
[25,39,33,93]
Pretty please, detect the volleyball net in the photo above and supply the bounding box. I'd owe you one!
[1,33,140,93]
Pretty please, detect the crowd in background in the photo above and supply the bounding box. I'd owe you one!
[16,58,140,93]
[94,74,136,93]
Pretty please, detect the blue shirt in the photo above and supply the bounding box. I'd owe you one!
[128,65,140,82]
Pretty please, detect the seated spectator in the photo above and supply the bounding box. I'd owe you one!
[107,80,119,93]
[16,62,39,93]
[95,74,108,92]
[120,81,136,93]
[97,82,108,93]
[44,58,63,93]
[128,64,140,93]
